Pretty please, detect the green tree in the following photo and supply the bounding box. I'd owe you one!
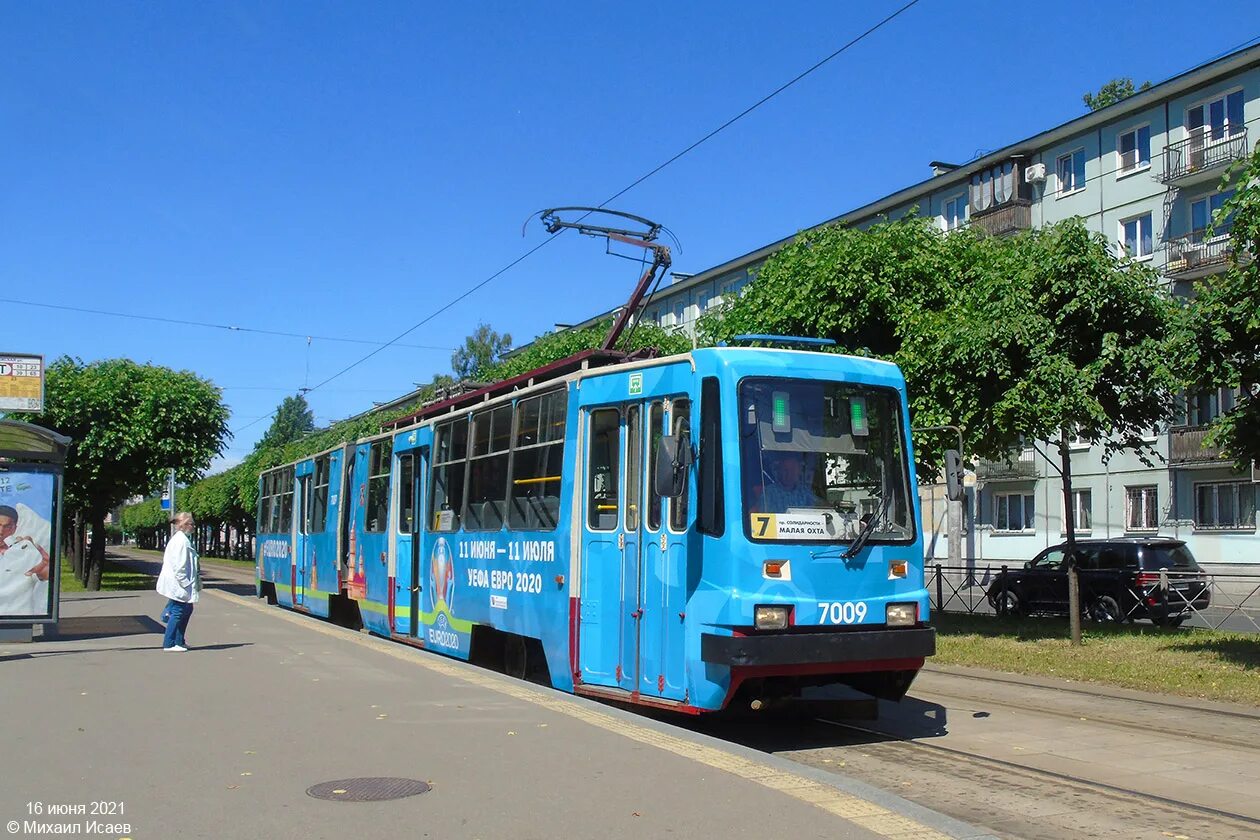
[1174,144,1260,467]
[711,217,1176,643]
[452,323,513,380]
[255,393,315,451]
[29,358,230,589]
[1083,77,1152,111]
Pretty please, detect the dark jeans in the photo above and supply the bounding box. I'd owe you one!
[163,599,194,649]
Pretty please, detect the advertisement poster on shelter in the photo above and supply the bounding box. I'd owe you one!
[0,471,55,619]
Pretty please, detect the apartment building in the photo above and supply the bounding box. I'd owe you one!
[570,44,1260,569]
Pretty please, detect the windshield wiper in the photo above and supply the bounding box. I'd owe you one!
[841,496,890,561]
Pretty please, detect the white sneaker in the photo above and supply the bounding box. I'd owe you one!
[164,645,188,652]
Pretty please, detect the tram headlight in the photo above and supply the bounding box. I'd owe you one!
[886,603,918,627]
[754,605,790,630]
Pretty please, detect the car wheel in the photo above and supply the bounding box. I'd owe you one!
[991,589,1022,618]
[1087,594,1123,623]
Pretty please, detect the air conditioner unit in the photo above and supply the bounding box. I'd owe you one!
[1024,163,1047,183]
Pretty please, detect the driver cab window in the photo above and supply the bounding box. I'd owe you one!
[1033,549,1066,569]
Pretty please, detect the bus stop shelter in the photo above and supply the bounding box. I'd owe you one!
[0,420,70,642]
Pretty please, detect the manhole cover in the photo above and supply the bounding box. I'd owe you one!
[306,777,431,802]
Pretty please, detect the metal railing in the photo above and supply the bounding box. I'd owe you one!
[1169,424,1229,464]
[975,450,1037,480]
[927,562,1260,633]
[1160,126,1249,184]
[970,199,1032,237]
[1164,229,1234,279]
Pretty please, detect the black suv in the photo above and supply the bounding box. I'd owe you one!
[986,538,1210,626]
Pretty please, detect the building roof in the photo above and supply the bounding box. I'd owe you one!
[646,42,1260,303]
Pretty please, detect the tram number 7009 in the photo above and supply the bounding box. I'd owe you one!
[817,601,868,625]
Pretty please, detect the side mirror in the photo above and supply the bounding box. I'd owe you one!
[654,433,693,498]
[944,449,964,502]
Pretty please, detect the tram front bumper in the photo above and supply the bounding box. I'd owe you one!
[701,627,936,668]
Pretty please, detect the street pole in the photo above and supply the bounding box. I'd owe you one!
[1060,430,1082,646]
[913,425,965,569]
[948,496,963,572]
[168,468,177,537]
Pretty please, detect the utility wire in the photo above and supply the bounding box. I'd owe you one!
[234,0,925,439]
[18,299,454,351]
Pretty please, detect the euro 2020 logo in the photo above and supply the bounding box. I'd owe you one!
[430,537,455,609]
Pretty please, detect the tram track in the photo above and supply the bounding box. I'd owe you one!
[811,715,1260,838]
[922,665,1260,723]
[906,682,1260,753]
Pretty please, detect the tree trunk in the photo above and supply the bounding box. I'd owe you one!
[86,514,107,591]
[77,519,89,585]
[1059,430,1082,646]
[70,510,84,579]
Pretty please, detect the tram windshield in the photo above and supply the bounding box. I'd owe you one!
[740,378,914,543]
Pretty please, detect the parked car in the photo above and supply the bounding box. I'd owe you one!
[985,538,1210,626]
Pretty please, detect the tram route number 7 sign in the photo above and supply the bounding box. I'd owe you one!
[0,353,44,413]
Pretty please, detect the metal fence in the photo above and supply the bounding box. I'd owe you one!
[927,562,1260,634]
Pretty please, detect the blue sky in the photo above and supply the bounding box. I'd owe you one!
[4,1,1258,470]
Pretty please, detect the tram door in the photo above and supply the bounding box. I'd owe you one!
[393,446,427,637]
[294,463,313,607]
[580,399,688,701]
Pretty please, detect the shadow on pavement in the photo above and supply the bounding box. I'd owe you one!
[683,694,949,755]
[43,614,165,641]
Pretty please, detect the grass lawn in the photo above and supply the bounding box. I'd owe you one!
[58,558,154,593]
[116,546,255,568]
[933,613,1260,707]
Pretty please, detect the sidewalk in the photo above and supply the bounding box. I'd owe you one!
[1,582,988,840]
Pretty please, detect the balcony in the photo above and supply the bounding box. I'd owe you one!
[1164,229,1234,280]
[970,199,1032,237]
[1159,127,1249,186]
[1170,425,1229,465]
[976,450,1038,481]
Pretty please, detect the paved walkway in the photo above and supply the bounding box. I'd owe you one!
[1,575,986,840]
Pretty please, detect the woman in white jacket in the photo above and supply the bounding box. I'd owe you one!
[156,512,201,651]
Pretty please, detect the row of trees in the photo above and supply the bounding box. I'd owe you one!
[114,145,1258,594]
[117,318,689,558]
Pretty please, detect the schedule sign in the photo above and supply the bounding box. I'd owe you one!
[0,354,44,413]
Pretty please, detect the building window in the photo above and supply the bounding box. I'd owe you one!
[1187,89,1245,142]
[994,492,1035,532]
[1066,489,1092,533]
[1057,149,1086,196]
[969,160,1016,213]
[943,194,967,231]
[1185,386,1238,426]
[1117,125,1151,173]
[1125,485,1158,531]
[1195,481,1257,530]
[1120,213,1153,259]
[1190,190,1236,239]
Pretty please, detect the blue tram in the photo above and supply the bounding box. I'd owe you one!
[255,345,935,713]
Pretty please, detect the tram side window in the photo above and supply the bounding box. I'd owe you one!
[366,440,392,532]
[274,467,294,534]
[298,474,313,535]
[647,401,665,530]
[310,454,330,533]
[258,474,273,533]
[430,417,469,531]
[625,405,642,531]
[698,378,724,536]
[588,408,621,531]
[465,405,511,531]
[509,389,567,531]
[669,399,691,531]
[397,452,416,533]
